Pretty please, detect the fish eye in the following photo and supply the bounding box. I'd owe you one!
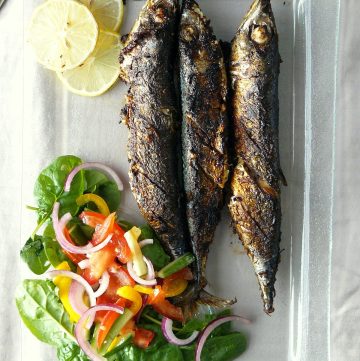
[250,25,272,45]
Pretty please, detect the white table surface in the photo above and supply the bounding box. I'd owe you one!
[0,1,358,361]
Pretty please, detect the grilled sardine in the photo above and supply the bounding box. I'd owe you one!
[119,0,191,259]
[228,0,283,314]
[179,0,231,310]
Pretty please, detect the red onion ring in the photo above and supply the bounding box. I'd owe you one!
[46,270,96,308]
[64,162,124,192]
[138,239,153,248]
[162,317,199,346]
[127,256,157,286]
[93,271,110,298]
[144,256,155,281]
[195,315,251,361]
[69,280,88,316]
[75,304,124,361]
[52,202,112,255]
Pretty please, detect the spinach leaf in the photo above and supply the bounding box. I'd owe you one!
[177,309,231,336]
[180,333,247,361]
[34,155,84,224]
[15,280,75,347]
[20,235,50,275]
[57,343,89,361]
[139,225,170,270]
[84,170,108,193]
[95,181,121,212]
[43,223,75,270]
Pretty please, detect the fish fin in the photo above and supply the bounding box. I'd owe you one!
[280,169,287,186]
[176,285,237,320]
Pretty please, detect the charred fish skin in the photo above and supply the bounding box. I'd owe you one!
[119,0,191,259]
[179,0,229,296]
[229,0,282,314]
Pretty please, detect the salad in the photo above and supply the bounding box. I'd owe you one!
[16,155,249,361]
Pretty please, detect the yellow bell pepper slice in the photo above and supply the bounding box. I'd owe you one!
[76,194,110,216]
[53,261,81,323]
[134,285,154,295]
[124,227,147,276]
[117,286,142,315]
[163,279,188,298]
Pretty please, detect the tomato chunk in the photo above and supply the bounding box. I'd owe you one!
[148,286,184,323]
[133,328,155,349]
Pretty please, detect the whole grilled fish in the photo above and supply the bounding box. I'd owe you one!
[228,0,283,314]
[119,0,191,259]
[179,0,231,310]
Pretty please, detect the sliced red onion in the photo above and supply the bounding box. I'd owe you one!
[75,304,124,361]
[69,280,88,316]
[46,270,96,308]
[78,259,90,270]
[162,317,199,346]
[52,202,112,255]
[144,256,155,281]
[127,256,157,286]
[93,271,110,298]
[138,239,153,248]
[195,315,251,361]
[64,162,124,192]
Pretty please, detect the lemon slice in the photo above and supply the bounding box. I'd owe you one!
[57,31,122,96]
[79,0,124,32]
[28,0,98,71]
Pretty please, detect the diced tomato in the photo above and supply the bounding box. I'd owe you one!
[112,225,131,263]
[148,286,184,323]
[92,212,115,246]
[81,267,99,286]
[97,297,127,347]
[79,211,131,264]
[167,267,193,281]
[106,264,135,302]
[133,328,155,349]
[87,245,115,281]
[79,211,106,228]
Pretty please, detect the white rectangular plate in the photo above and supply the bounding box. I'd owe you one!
[15,0,340,360]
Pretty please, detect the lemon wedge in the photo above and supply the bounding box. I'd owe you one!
[28,0,98,71]
[79,0,124,32]
[57,31,122,96]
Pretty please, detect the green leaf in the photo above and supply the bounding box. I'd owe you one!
[34,155,84,222]
[139,225,170,270]
[43,223,75,270]
[57,343,90,361]
[20,236,50,275]
[180,333,247,361]
[15,280,75,347]
[84,170,108,193]
[177,309,232,337]
[95,181,121,213]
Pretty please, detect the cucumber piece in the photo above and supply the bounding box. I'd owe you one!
[157,253,195,279]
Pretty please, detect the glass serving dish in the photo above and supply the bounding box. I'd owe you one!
[11,0,341,360]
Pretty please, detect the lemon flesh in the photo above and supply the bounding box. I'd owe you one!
[79,0,124,32]
[28,0,98,71]
[57,31,122,96]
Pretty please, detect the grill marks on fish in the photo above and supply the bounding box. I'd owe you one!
[179,0,229,302]
[229,0,282,314]
[119,0,191,259]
